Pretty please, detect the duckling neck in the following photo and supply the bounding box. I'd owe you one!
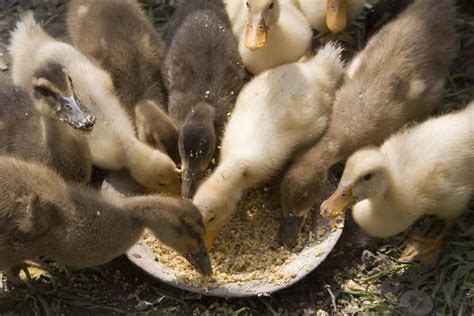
[352,174,418,238]
[121,196,173,228]
[39,115,89,181]
[123,137,155,173]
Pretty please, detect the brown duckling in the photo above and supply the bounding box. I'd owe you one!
[67,0,179,160]
[278,0,457,247]
[163,0,246,198]
[0,156,212,284]
[0,62,95,183]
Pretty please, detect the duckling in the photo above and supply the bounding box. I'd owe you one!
[224,0,312,74]
[67,0,179,160]
[0,156,212,284]
[193,43,344,247]
[163,0,246,198]
[9,12,179,194]
[320,102,474,265]
[0,63,95,183]
[278,0,457,247]
[295,0,366,43]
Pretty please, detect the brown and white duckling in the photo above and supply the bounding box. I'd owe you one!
[0,156,211,284]
[0,63,95,183]
[67,0,179,160]
[163,0,246,198]
[193,43,344,247]
[9,12,179,194]
[321,102,474,265]
[278,0,457,247]
[224,0,312,74]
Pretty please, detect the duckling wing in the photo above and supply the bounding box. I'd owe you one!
[0,195,57,246]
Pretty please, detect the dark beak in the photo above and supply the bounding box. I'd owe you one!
[58,95,96,132]
[181,168,204,199]
[183,244,212,276]
[277,214,305,248]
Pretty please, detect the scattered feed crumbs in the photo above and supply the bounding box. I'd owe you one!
[144,188,329,289]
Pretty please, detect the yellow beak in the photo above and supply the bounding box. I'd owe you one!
[245,17,268,50]
[320,185,356,219]
[205,228,220,250]
[326,0,348,34]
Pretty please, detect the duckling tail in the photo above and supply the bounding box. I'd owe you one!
[8,11,46,56]
[309,43,345,91]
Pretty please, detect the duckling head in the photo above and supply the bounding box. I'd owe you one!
[278,165,328,247]
[320,148,389,219]
[141,197,212,276]
[32,62,96,132]
[245,0,280,50]
[179,102,216,199]
[129,143,180,195]
[326,0,348,34]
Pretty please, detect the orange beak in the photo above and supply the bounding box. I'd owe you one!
[205,228,220,250]
[320,185,356,219]
[245,17,268,50]
[326,0,348,34]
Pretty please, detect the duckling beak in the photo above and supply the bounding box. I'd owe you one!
[205,228,220,250]
[58,95,96,132]
[245,16,268,50]
[326,0,348,34]
[320,185,355,218]
[278,214,305,248]
[184,244,213,276]
[181,169,203,199]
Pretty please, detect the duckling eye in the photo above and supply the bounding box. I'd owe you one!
[363,173,373,182]
[208,215,216,223]
[246,1,249,8]
[269,2,274,9]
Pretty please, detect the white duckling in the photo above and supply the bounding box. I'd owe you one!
[193,43,344,246]
[9,12,179,193]
[321,102,474,265]
[224,0,312,75]
[295,0,365,41]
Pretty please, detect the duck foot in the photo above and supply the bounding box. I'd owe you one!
[5,266,27,287]
[5,259,51,287]
[24,259,51,272]
[400,235,442,266]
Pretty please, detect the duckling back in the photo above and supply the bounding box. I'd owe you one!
[67,0,167,118]
[221,43,344,165]
[333,0,457,157]
[382,102,474,217]
[163,0,245,129]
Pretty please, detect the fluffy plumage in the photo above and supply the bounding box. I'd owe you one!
[193,43,344,243]
[9,12,179,193]
[279,0,457,245]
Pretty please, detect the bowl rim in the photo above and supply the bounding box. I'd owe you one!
[127,213,344,298]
